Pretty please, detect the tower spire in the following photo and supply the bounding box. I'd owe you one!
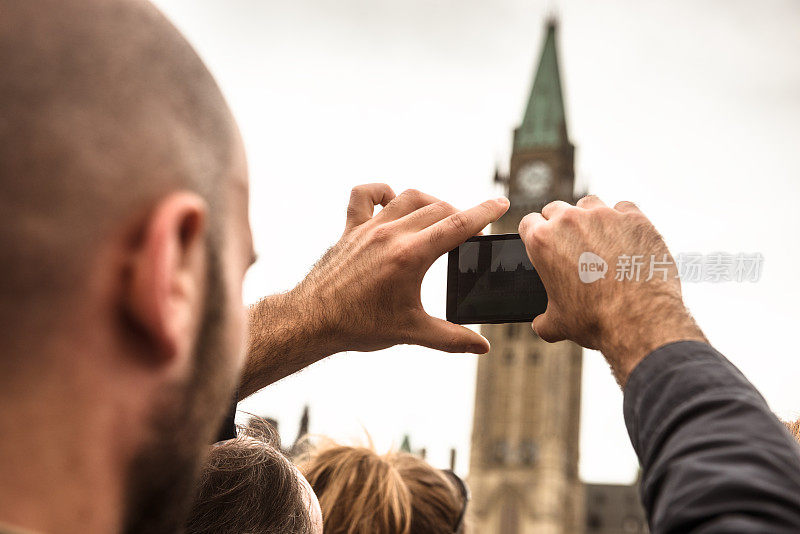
[515,20,568,150]
[469,18,583,533]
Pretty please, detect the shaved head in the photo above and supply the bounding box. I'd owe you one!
[0,0,239,339]
[0,1,252,532]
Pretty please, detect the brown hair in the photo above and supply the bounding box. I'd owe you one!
[186,427,315,534]
[300,444,465,534]
[785,419,800,442]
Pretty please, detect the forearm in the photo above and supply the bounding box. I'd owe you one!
[625,341,800,533]
[238,288,344,400]
[234,186,507,402]
[598,291,707,387]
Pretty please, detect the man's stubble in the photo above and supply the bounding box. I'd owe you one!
[122,241,240,534]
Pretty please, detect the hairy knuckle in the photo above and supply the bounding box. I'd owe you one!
[448,212,470,234]
[371,225,393,244]
[391,244,418,270]
[590,207,614,227]
[435,200,456,216]
[596,206,615,218]
[543,200,560,213]
[519,214,534,234]
[624,210,649,227]
[530,224,551,246]
[559,207,580,226]
[402,188,423,201]
[428,225,446,247]
[397,240,418,259]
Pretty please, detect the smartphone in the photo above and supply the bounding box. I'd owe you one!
[446,233,547,324]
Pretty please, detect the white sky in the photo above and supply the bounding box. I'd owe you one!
[152,0,800,483]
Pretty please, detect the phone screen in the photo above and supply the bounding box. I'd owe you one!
[446,233,548,324]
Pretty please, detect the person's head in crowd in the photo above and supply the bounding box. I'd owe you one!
[0,0,253,531]
[300,443,468,534]
[187,426,323,534]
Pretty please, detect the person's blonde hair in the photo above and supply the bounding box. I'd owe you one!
[785,419,800,442]
[299,443,465,534]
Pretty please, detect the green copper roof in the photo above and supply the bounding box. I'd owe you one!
[515,21,569,150]
[400,434,412,453]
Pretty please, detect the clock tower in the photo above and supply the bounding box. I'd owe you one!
[467,20,585,534]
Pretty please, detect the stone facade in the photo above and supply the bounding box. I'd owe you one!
[466,20,584,534]
[584,483,647,534]
[466,19,649,534]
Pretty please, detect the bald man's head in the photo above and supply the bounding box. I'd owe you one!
[0,0,241,341]
[0,1,252,532]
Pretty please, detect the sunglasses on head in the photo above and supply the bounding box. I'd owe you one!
[440,469,470,533]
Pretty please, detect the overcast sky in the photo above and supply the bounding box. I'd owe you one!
[152,0,800,482]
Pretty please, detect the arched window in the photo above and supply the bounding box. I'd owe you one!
[520,439,537,465]
[491,440,508,465]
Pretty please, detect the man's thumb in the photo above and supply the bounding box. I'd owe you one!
[531,311,565,343]
[412,315,490,354]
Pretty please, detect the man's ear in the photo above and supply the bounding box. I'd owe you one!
[125,192,209,365]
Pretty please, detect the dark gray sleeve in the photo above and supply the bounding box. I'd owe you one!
[623,341,800,533]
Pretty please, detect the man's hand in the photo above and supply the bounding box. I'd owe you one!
[239,184,509,398]
[299,184,509,353]
[519,195,706,387]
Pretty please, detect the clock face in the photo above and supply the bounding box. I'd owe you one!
[517,161,553,198]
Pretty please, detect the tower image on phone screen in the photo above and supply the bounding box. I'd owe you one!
[446,234,548,324]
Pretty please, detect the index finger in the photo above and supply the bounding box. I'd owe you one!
[518,211,546,241]
[541,200,572,220]
[420,197,509,257]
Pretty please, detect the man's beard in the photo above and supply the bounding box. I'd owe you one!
[122,245,240,534]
